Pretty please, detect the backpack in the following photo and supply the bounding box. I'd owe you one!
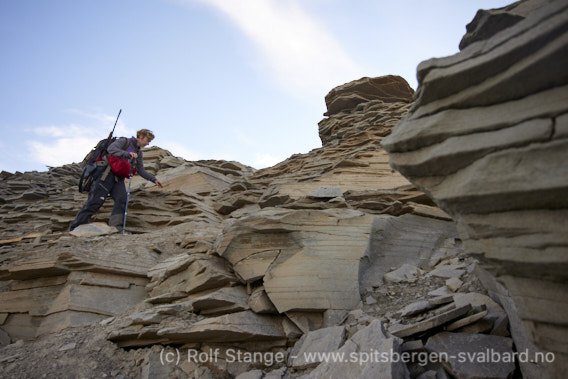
[78,137,117,192]
[78,137,135,191]
[78,109,123,193]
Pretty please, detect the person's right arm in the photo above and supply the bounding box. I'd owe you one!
[107,137,130,159]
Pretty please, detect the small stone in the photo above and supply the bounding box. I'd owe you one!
[445,277,463,292]
[428,286,451,297]
[58,342,77,351]
[365,295,377,305]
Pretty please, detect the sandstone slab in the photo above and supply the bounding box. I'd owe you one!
[425,332,515,379]
[389,304,472,338]
[217,208,376,313]
[307,320,408,379]
[156,311,289,343]
[289,325,345,369]
[69,222,117,237]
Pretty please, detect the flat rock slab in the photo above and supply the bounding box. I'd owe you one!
[156,310,288,343]
[425,332,515,379]
[428,267,465,279]
[289,325,345,369]
[389,304,471,338]
[446,310,489,331]
[307,320,409,378]
[189,286,250,315]
[397,295,453,318]
[307,186,343,199]
[69,222,117,237]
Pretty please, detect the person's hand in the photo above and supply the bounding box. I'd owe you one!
[155,180,163,188]
[129,152,138,159]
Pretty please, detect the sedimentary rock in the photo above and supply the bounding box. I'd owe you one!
[425,332,516,379]
[156,310,291,343]
[323,75,414,117]
[288,325,345,369]
[307,320,409,379]
[1,24,545,375]
[459,0,549,50]
[382,0,568,377]
[217,208,375,312]
[359,214,460,289]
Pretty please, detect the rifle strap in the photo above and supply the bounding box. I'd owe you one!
[100,157,112,182]
[98,138,133,183]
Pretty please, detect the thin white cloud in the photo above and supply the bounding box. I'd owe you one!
[28,136,98,167]
[27,111,135,167]
[187,0,363,97]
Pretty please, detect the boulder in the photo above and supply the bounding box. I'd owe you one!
[148,254,238,300]
[289,325,345,369]
[189,286,250,316]
[308,320,409,378]
[247,286,278,314]
[217,208,376,312]
[425,332,515,379]
[69,222,117,237]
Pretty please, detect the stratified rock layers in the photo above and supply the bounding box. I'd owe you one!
[383,1,568,377]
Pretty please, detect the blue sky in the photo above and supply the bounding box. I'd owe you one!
[0,0,513,173]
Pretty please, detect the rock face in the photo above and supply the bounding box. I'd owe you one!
[383,0,568,377]
[218,208,377,313]
[459,0,549,50]
[323,75,415,117]
[1,3,562,375]
[0,73,478,378]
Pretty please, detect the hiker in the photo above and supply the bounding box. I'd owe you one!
[70,129,163,232]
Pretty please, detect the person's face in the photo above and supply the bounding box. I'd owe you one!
[137,135,152,148]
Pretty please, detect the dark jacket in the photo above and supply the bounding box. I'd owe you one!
[107,137,157,183]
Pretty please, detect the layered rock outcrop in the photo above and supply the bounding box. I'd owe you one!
[1,73,524,378]
[2,2,563,375]
[383,0,568,377]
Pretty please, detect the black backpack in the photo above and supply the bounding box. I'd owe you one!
[78,137,117,192]
[78,109,122,193]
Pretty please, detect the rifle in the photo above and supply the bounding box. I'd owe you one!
[107,109,122,146]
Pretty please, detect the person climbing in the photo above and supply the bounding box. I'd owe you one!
[70,129,163,232]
